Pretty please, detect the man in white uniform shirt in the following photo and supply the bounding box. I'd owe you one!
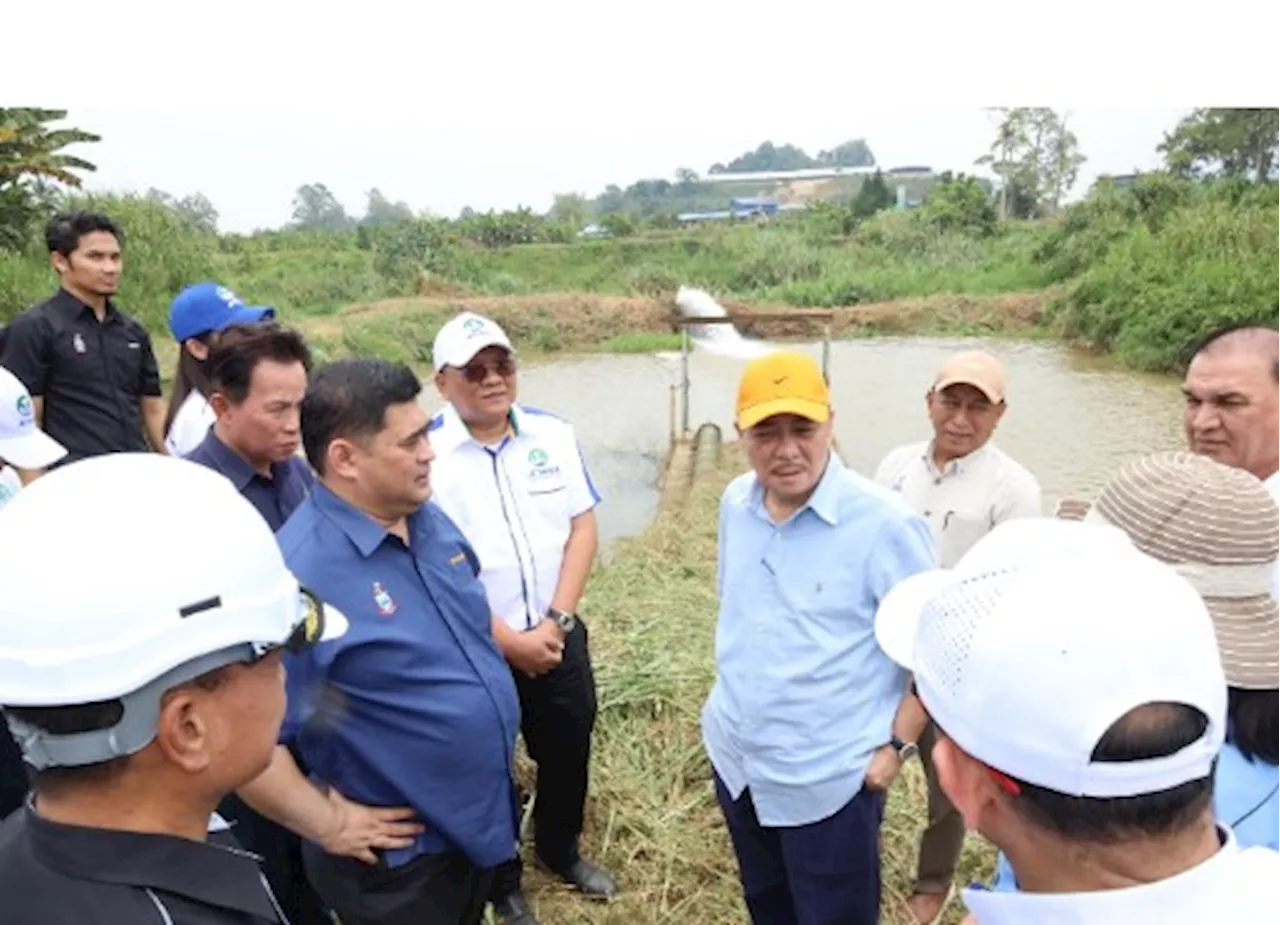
[427,312,617,925]
[875,517,1279,924]
[873,349,1040,923]
[1182,323,1279,596]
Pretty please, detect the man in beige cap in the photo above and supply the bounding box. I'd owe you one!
[873,349,1041,923]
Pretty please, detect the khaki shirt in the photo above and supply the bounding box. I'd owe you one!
[874,441,1041,567]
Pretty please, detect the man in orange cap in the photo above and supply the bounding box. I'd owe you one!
[873,349,1041,923]
[702,351,936,925]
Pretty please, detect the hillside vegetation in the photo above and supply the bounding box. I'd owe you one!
[2,172,1274,374]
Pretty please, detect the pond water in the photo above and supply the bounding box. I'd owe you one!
[419,335,1184,546]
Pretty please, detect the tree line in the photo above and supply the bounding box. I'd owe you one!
[1,107,1276,250]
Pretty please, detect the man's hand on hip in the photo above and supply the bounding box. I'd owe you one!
[318,789,425,865]
[863,744,904,792]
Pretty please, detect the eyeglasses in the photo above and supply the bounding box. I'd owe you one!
[460,356,516,383]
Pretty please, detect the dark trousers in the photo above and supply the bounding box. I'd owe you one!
[491,618,598,899]
[303,842,494,925]
[219,778,332,925]
[913,721,966,895]
[714,773,885,925]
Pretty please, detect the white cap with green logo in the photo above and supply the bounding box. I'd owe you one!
[432,311,515,373]
[0,366,65,470]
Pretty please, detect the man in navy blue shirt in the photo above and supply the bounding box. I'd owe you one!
[185,323,314,531]
[241,358,522,925]
[182,322,328,925]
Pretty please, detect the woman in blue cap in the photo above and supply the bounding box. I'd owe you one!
[164,282,274,456]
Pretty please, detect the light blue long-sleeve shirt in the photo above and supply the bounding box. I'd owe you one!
[701,453,936,827]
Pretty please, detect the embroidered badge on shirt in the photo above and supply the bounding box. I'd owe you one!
[526,446,561,481]
[372,581,397,616]
[72,332,86,354]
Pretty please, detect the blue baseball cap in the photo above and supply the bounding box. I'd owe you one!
[168,282,275,343]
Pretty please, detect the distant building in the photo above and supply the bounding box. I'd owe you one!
[729,198,780,219]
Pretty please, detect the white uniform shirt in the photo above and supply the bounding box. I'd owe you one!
[0,466,22,512]
[165,391,215,457]
[428,403,600,632]
[962,826,1279,924]
[873,441,1041,568]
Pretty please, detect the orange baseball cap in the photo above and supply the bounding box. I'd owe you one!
[736,352,831,431]
[932,351,1006,403]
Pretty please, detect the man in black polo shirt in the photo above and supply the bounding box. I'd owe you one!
[0,211,165,466]
[183,322,329,925]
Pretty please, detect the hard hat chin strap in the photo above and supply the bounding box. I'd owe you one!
[3,642,259,772]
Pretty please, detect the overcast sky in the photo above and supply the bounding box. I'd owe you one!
[58,107,1187,234]
[5,0,1267,235]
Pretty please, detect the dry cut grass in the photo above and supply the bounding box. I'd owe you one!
[511,445,995,924]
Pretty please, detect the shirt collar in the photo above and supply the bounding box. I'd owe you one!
[961,825,1241,925]
[433,402,532,456]
[53,287,119,323]
[924,440,992,479]
[311,481,426,558]
[19,805,282,922]
[195,430,269,492]
[748,450,844,527]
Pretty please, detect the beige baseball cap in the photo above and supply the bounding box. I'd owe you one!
[932,351,1006,404]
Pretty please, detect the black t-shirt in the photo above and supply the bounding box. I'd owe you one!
[0,805,284,924]
[0,288,161,464]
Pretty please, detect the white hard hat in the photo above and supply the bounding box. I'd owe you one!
[0,453,347,769]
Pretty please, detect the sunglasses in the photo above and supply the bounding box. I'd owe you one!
[460,356,516,383]
[249,589,332,660]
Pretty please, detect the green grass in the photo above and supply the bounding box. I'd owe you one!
[3,177,1274,380]
[599,331,684,353]
[466,219,1054,306]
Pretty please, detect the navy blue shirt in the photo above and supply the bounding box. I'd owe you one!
[185,431,314,532]
[275,484,520,869]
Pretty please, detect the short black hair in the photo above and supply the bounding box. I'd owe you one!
[4,702,128,792]
[1227,686,1279,765]
[1006,702,1215,844]
[1185,321,1280,382]
[45,211,123,258]
[301,359,422,476]
[207,323,313,405]
[5,671,230,794]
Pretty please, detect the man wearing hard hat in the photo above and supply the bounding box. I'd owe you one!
[0,454,403,923]
[0,364,68,820]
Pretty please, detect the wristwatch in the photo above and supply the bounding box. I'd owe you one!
[890,735,919,763]
[547,607,577,633]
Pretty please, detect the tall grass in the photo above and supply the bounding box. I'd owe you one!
[470,218,1053,307]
